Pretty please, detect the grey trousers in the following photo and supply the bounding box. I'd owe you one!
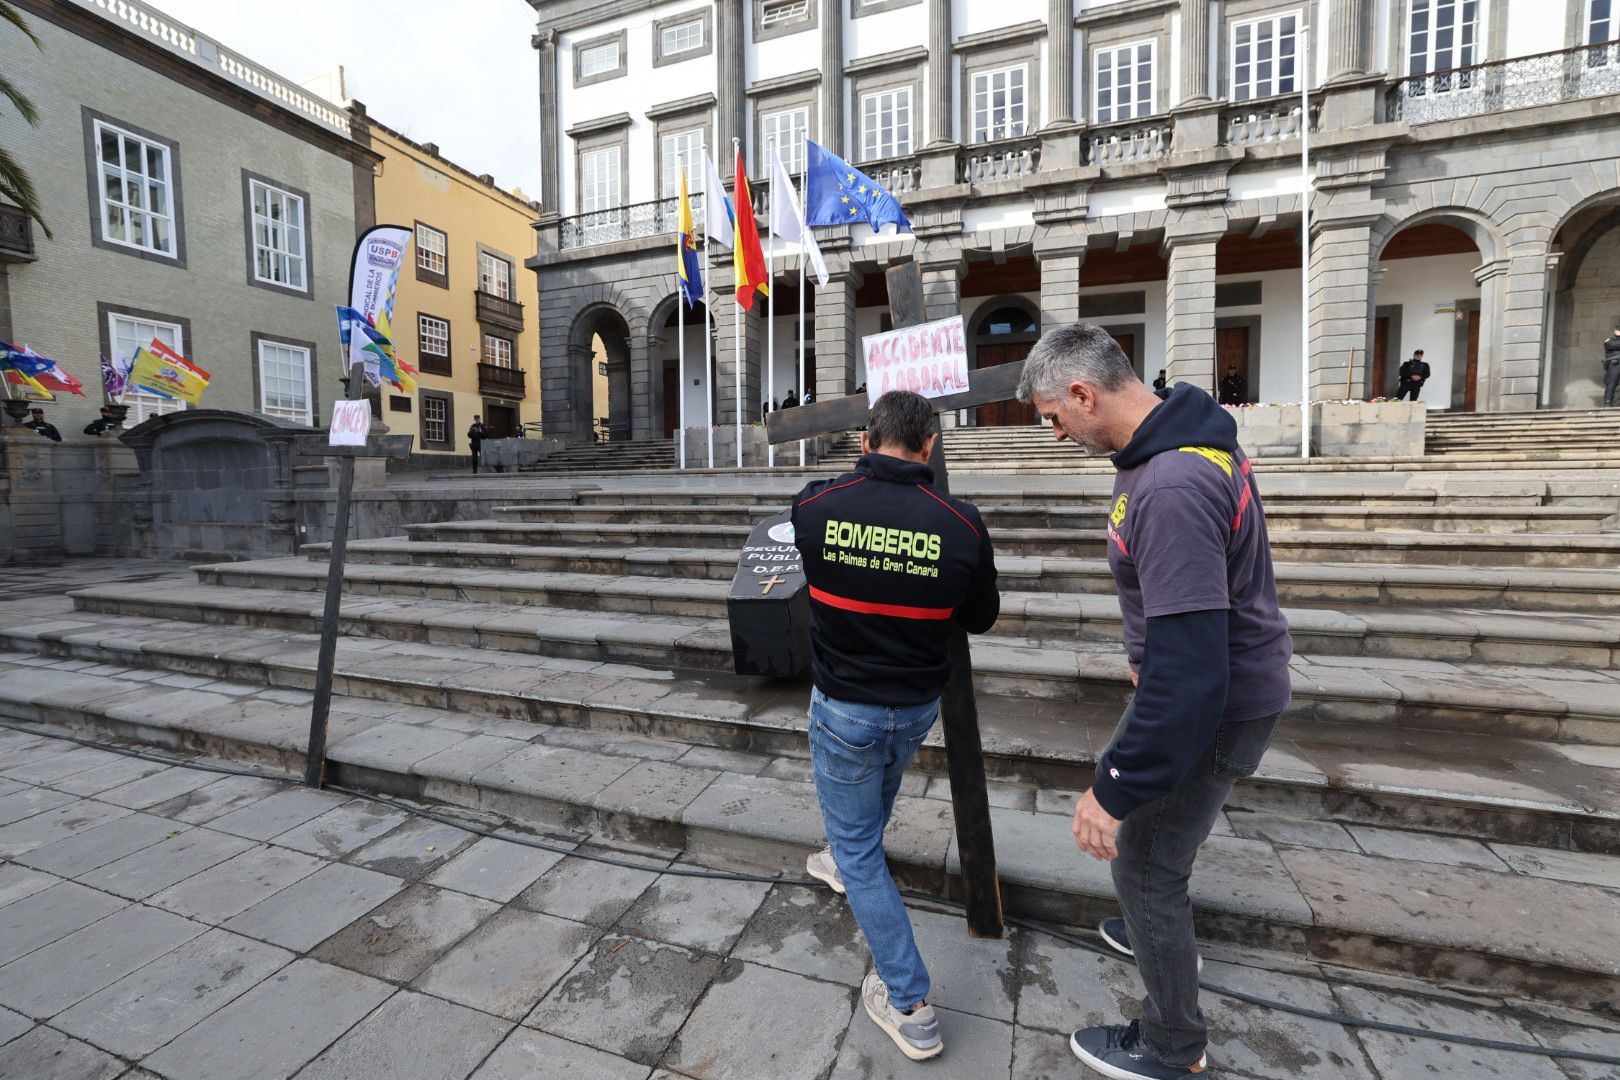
[1105,701,1280,1066]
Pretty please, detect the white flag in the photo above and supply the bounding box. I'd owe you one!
[769,148,829,288]
[702,151,734,250]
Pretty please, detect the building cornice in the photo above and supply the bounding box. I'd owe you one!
[646,92,718,120]
[952,20,1046,53]
[531,0,660,35]
[844,46,930,77]
[1075,0,1177,29]
[366,121,541,213]
[745,69,822,98]
[566,112,634,138]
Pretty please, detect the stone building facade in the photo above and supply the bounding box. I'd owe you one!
[0,0,375,441]
[526,0,1620,448]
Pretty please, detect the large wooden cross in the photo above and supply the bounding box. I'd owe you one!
[765,260,1025,939]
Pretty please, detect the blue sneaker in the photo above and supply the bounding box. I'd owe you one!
[1070,1021,1208,1078]
[1099,918,1202,972]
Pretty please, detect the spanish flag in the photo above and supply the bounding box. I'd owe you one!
[731,149,769,311]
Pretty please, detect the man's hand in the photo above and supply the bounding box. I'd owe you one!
[1072,788,1122,861]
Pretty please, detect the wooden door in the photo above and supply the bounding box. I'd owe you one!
[1371,316,1390,399]
[1216,327,1250,403]
[663,364,679,438]
[485,405,516,439]
[974,342,1039,426]
[1108,332,1138,376]
[1462,309,1481,412]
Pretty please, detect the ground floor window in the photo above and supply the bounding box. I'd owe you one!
[108,311,186,424]
[257,339,312,424]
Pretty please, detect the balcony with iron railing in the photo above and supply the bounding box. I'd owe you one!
[559,197,704,251]
[477,362,526,398]
[0,204,33,263]
[1386,39,1620,124]
[475,289,525,332]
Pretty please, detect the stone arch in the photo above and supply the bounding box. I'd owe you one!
[966,295,1041,427]
[1548,192,1620,408]
[566,301,634,443]
[1370,206,1506,265]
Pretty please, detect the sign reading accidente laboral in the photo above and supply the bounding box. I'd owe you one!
[862,315,969,406]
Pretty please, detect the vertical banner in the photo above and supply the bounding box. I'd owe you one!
[347,225,413,383]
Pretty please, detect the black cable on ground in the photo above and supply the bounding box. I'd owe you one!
[4,720,1617,1069]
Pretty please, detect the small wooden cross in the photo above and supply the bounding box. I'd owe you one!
[757,573,788,595]
[765,259,1018,939]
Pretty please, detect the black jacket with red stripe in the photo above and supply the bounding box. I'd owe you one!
[791,453,999,705]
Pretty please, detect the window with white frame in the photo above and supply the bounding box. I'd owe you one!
[258,340,312,424]
[861,86,913,161]
[580,146,621,212]
[660,128,707,200]
[419,314,449,359]
[1407,0,1480,77]
[94,120,176,256]
[416,223,447,275]
[422,395,448,443]
[578,40,620,78]
[971,65,1028,142]
[249,179,306,290]
[761,0,809,25]
[482,334,514,368]
[1231,12,1299,100]
[761,107,809,173]
[1094,41,1156,123]
[478,251,513,299]
[1591,0,1613,43]
[109,312,185,423]
[661,17,704,56]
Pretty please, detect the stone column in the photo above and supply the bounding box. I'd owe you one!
[1047,0,1075,126]
[1038,246,1085,328]
[1327,0,1367,81]
[1178,0,1211,105]
[1163,229,1221,390]
[717,0,746,176]
[920,255,966,323]
[1483,255,1545,412]
[927,0,953,145]
[821,0,844,152]
[715,264,763,429]
[1307,220,1377,401]
[815,269,863,399]
[532,28,560,213]
[633,331,666,441]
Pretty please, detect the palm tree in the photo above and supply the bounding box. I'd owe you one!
[1,1,50,239]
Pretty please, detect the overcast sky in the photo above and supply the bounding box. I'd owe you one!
[157,0,543,199]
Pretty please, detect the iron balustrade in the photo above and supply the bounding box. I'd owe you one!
[1386,39,1620,123]
[0,204,32,261]
[559,197,706,251]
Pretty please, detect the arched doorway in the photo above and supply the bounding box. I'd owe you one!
[971,300,1040,426]
[658,299,713,440]
[568,306,632,443]
[1371,221,1486,410]
[1550,204,1620,409]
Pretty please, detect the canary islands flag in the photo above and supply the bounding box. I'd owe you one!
[128,339,210,404]
[804,139,912,234]
[677,168,703,308]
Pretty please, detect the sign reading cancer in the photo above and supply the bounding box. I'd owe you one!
[862,315,969,406]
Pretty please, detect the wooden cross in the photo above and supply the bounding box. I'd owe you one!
[765,259,1019,939]
[758,574,788,595]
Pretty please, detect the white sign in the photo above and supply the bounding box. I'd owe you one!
[861,315,969,406]
[329,400,371,446]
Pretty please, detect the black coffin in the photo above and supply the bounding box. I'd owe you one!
[728,509,810,677]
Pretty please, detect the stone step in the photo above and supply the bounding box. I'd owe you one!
[64,583,1620,744]
[1,647,1616,1012]
[404,519,1620,567]
[317,539,1620,613]
[572,487,1454,508]
[487,501,1615,535]
[200,557,1620,670]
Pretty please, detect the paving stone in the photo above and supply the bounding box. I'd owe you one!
[0,881,126,967]
[517,848,668,926]
[829,1004,1013,1080]
[1011,1022,1085,1080]
[1225,812,1359,852]
[224,861,407,952]
[51,928,293,1057]
[79,825,255,900]
[675,745,774,775]
[1332,983,1569,1079]
[925,775,1038,811]
[348,815,476,879]
[93,764,221,810]
[101,689,243,730]
[471,1027,653,1080]
[0,785,75,828]
[269,800,411,858]
[616,863,772,954]
[1347,825,1510,870]
[0,796,133,857]
[1012,925,1142,1034]
[412,733,531,786]
[328,720,468,772]
[0,901,203,1017]
[0,1003,28,1044]
[1518,1012,1620,1080]
[142,958,394,1080]
[0,1024,126,1080]
[145,773,286,824]
[16,812,184,877]
[0,863,57,907]
[206,785,347,840]
[1198,960,1380,1079]
[526,933,724,1065]
[148,844,325,923]
[909,907,1019,1022]
[593,760,721,824]
[48,755,172,797]
[2,746,127,786]
[664,959,852,1080]
[1489,843,1620,890]
[730,885,870,987]
[424,834,572,901]
[294,989,509,1080]
[311,882,499,982]
[414,906,600,1019]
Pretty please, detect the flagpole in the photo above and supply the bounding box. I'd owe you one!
[797,140,808,468]
[733,137,743,470]
[704,207,715,470]
[1300,20,1313,461]
[677,211,687,471]
[766,141,777,470]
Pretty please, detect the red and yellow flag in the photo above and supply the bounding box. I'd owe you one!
[731,149,769,311]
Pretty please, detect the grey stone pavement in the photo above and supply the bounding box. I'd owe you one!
[2,727,1618,1080]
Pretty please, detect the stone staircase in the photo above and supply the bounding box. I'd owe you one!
[518,439,675,474]
[2,476,1619,1013]
[1426,408,1620,456]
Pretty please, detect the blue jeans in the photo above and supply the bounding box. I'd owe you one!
[808,686,938,1011]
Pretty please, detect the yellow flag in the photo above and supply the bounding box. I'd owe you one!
[128,343,211,405]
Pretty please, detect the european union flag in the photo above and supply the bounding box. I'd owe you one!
[804,139,912,234]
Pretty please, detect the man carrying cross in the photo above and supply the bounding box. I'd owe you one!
[790,389,1001,1062]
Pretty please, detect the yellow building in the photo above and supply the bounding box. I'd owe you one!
[365,118,540,457]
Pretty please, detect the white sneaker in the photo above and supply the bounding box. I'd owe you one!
[806,847,845,895]
[861,971,942,1061]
